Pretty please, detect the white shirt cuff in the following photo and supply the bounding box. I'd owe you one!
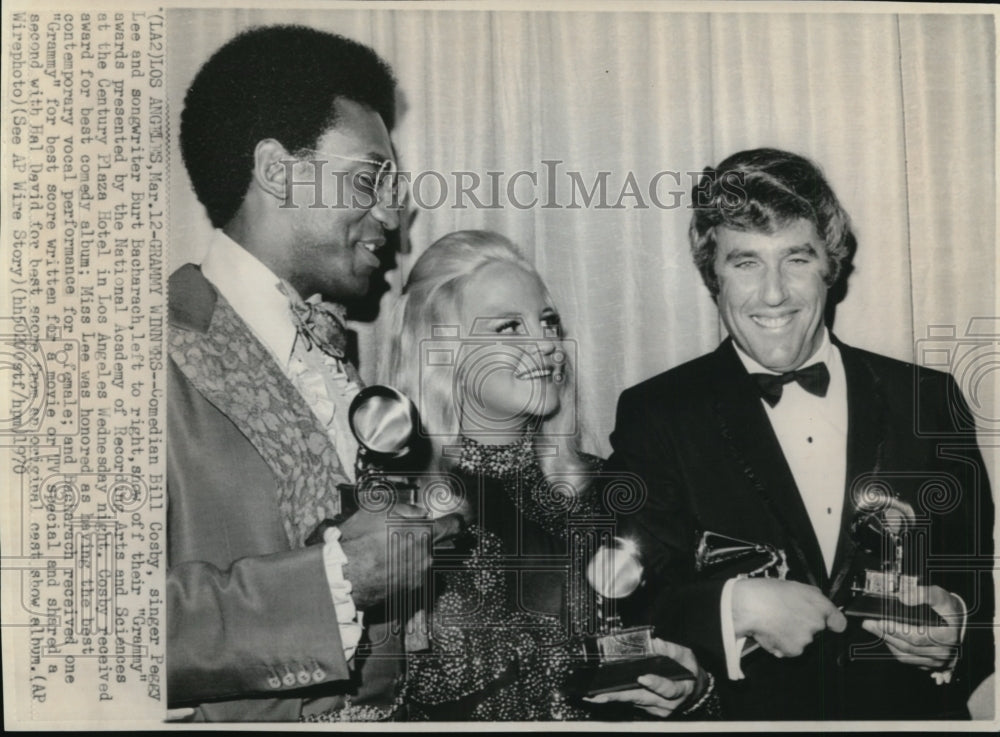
[322,525,363,662]
[931,592,967,685]
[721,577,747,680]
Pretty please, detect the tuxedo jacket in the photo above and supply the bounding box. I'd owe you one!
[166,265,401,721]
[608,337,994,720]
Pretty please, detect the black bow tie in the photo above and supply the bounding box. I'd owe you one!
[752,362,830,407]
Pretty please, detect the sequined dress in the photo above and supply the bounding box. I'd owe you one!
[404,434,608,721]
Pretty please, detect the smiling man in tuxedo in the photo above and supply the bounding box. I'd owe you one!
[608,148,994,719]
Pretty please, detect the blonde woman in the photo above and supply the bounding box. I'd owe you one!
[382,231,715,721]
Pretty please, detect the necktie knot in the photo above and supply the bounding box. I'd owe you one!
[752,362,830,407]
[278,281,349,360]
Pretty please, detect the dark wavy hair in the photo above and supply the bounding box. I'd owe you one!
[689,148,854,297]
[180,24,397,228]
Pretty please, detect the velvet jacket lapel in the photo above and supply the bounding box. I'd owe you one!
[169,265,351,548]
[707,339,826,587]
[704,337,890,596]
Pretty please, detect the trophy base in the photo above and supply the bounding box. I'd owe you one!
[564,654,695,698]
[844,594,945,627]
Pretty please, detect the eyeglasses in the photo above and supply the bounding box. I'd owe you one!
[299,148,408,209]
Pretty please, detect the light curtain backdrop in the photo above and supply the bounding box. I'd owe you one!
[167,8,997,472]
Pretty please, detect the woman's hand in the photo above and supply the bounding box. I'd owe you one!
[582,638,705,718]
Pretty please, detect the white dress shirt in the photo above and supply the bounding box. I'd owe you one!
[735,329,849,571]
[201,230,363,660]
[721,329,847,679]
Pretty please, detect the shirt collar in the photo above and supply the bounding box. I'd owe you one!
[732,327,834,377]
[200,229,297,364]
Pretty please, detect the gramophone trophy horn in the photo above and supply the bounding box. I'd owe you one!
[844,486,944,627]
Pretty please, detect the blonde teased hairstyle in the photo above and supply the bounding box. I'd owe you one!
[380,230,590,488]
